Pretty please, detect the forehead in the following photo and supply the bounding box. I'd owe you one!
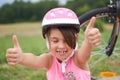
[49,27,63,39]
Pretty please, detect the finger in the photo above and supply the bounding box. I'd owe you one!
[87,28,99,36]
[86,16,96,31]
[90,38,101,44]
[13,35,20,48]
[88,33,101,40]
[7,58,18,63]
[6,48,18,54]
[92,41,101,47]
[94,42,101,47]
[6,53,18,59]
[89,38,101,47]
[8,62,17,66]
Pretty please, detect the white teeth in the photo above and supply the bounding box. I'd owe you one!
[57,51,66,55]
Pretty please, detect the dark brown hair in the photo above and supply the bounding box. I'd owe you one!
[46,25,78,49]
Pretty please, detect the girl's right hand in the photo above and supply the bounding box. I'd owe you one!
[6,35,23,66]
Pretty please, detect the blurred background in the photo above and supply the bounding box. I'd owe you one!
[0,0,120,80]
[0,0,108,24]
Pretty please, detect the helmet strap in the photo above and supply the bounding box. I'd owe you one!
[62,42,78,73]
[45,36,50,50]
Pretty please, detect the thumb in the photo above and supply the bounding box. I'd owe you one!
[13,35,20,48]
[86,16,96,31]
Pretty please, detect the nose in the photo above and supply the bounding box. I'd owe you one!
[58,42,66,49]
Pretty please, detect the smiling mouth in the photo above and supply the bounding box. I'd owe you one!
[57,51,67,56]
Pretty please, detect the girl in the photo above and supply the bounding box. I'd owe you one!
[6,8,101,80]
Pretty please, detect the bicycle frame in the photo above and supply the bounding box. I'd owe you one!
[106,0,120,56]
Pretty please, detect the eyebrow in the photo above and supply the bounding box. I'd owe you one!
[49,36,58,39]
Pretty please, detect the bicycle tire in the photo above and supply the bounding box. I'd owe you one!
[78,7,117,56]
[79,7,116,27]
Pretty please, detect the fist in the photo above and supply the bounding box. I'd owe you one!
[6,35,23,66]
[85,17,101,47]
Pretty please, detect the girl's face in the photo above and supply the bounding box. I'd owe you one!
[49,28,73,62]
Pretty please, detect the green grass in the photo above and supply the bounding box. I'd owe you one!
[0,22,120,79]
[0,64,46,80]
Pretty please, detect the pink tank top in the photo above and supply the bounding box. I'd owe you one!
[47,56,91,80]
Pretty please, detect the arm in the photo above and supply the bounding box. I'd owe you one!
[6,35,51,69]
[19,53,51,69]
[77,17,101,64]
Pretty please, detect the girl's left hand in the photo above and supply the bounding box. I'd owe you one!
[85,17,101,47]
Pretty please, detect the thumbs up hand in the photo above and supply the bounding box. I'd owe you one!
[6,35,23,66]
[84,17,101,47]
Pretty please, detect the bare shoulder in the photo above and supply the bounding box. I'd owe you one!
[73,50,89,70]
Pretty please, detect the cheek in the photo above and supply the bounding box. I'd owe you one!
[49,40,58,48]
[49,46,57,56]
[49,43,57,50]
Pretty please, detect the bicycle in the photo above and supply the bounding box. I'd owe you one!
[78,0,120,79]
[79,0,120,57]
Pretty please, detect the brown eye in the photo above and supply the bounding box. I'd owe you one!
[53,40,58,43]
[50,38,58,43]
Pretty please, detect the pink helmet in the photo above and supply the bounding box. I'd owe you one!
[42,8,80,38]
